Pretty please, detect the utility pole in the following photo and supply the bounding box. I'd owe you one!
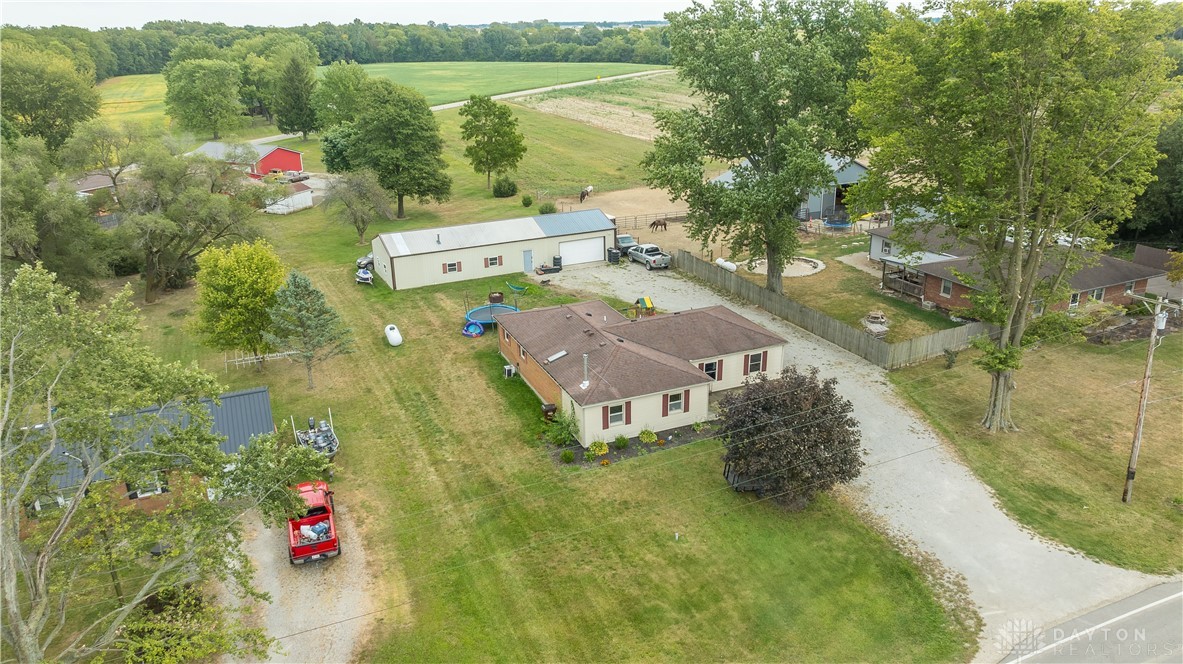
[1121,295,1174,504]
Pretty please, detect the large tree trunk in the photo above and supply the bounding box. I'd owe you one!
[306,362,315,390]
[764,243,784,295]
[396,194,405,219]
[486,171,491,189]
[981,368,1017,432]
[143,253,163,304]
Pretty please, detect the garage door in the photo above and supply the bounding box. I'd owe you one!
[558,237,605,265]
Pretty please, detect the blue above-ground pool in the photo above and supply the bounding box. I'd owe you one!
[465,303,520,326]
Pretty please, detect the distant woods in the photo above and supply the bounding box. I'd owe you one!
[1,20,673,82]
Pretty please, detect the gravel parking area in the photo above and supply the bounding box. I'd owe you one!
[547,262,1161,661]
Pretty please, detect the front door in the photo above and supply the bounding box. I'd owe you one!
[523,249,533,272]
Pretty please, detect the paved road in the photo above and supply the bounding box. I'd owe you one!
[1000,582,1183,663]
[552,263,1165,661]
[249,69,674,145]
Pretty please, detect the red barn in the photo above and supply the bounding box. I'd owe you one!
[190,142,304,177]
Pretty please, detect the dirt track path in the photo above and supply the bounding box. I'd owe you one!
[548,263,1161,662]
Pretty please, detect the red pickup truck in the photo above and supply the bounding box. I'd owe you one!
[287,481,340,565]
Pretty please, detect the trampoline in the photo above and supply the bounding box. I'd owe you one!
[465,303,520,326]
[823,219,854,230]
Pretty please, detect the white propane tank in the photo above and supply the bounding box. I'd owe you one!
[385,324,403,347]
[721,261,738,272]
[715,257,726,267]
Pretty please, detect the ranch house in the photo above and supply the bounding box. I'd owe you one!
[370,209,616,290]
[189,141,304,177]
[495,301,786,447]
[26,387,276,518]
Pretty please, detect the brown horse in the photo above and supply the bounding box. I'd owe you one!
[648,219,668,232]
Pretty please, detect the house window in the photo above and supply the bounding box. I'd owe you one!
[29,494,66,514]
[1090,287,1105,302]
[444,262,460,273]
[608,404,625,426]
[1125,281,1136,294]
[1069,292,1081,310]
[127,473,168,500]
[940,279,953,298]
[504,328,511,342]
[1032,300,1045,318]
[702,361,718,381]
[747,353,764,374]
[882,240,893,256]
[519,342,525,359]
[485,256,502,268]
[667,391,684,414]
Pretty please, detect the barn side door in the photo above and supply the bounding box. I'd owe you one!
[522,250,533,273]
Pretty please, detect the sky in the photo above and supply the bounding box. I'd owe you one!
[0,0,700,30]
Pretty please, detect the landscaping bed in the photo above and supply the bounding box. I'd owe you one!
[548,422,718,469]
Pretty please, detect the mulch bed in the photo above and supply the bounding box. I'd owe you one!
[547,422,719,469]
[1086,312,1182,345]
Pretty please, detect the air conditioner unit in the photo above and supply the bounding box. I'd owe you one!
[503,365,517,379]
[922,301,936,310]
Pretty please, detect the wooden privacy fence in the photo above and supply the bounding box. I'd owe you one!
[673,250,997,369]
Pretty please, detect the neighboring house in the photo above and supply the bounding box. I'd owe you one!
[495,301,786,446]
[188,142,304,178]
[711,154,868,220]
[867,225,978,266]
[370,209,617,290]
[27,387,276,515]
[1133,244,1182,302]
[264,182,314,215]
[67,172,123,198]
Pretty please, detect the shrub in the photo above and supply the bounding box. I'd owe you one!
[521,194,533,208]
[943,348,959,369]
[560,449,575,464]
[538,202,557,215]
[692,421,711,433]
[600,458,612,466]
[584,449,597,463]
[589,440,609,457]
[639,429,657,444]
[544,409,580,447]
[492,176,518,198]
[613,435,629,450]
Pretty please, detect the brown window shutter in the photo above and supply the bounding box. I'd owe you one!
[684,389,690,410]
[484,257,489,268]
[456,261,462,272]
[625,401,632,425]
[498,255,503,266]
[743,354,750,376]
[662,394,669,417]
[761,350,768,372]
[717,359,724,381]
[442,263,448,274]
[602,406,609,430]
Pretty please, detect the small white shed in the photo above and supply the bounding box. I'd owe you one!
[264,183,314,215]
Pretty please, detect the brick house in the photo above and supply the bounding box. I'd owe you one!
[495,301,786,447]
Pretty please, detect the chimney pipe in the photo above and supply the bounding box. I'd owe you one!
[580,353,590,390]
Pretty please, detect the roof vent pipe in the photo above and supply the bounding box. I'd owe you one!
[436,234,441,244]
[580,353,590,390]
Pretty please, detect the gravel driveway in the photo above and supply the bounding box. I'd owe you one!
[550,263,1160,661]
[226,506,376,663]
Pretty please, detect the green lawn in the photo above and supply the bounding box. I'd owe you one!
[892,335,1183,574]
[97,62,662,137]
[113,199,975,661]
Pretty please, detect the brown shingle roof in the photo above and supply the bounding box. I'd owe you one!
[495,301,711,406]
[916,252,1165,291]
[867,223,980,259]
[604,306,785,361]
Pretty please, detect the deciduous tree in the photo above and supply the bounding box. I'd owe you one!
[264,271,356,389]
[642,0,887,294]
[60,119,151,196]
[193,240,286,362]
[719,366,862,510]
[0,265,327,663]
[347,79,452,218]
[311,60,369,128]
[0,41,101,149]
[459,95,527,188]
[164,58,244,139]
[851,0,1179,431]
[323,169,395,244]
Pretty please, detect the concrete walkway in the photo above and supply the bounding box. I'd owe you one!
[249,69,674,145]
[551,263,1163,662]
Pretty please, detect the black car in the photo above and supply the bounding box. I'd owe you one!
[356,253,374,269]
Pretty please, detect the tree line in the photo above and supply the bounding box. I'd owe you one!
[0,19,671,81]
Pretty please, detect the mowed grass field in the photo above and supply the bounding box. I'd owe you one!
[116,199,975,660]
[97,62,663,137]
[892,335,1183,574]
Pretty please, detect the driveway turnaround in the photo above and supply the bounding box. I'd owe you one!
[552,263,1163,661]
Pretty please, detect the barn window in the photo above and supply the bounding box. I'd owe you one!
[940,279,953,297]
[608,404,624,426]
[444,262,460,273]
[485,256,502,267]
[1090,287,1104,302]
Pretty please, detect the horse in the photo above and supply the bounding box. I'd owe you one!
[579,189,588,203]
[648,219,668,232]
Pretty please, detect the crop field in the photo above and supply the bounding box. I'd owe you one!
[517,71,696,140]
[96,62,664,133]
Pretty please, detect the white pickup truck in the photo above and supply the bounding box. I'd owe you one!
[627,244,672,270]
